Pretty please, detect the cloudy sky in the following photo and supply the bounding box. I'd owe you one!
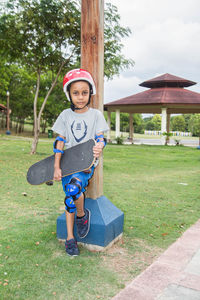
[104,0,200,103]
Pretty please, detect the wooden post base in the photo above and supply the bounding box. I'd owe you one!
[57,196,124,249]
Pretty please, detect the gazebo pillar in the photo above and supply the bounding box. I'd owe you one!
[166,113,171,145]
[129,113,134,142]
[107,111,111,142]
[115,109,120,138]
[161,107,167,145]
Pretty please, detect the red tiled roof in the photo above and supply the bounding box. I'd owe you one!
[140,73,196,88]
[105,87,200,107]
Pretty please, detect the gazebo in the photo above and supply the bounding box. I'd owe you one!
[104,73,200,144]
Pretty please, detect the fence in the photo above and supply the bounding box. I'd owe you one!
[145,130,192,137]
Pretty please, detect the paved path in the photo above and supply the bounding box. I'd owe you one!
[2,135,199,147]
[113,219,200,300]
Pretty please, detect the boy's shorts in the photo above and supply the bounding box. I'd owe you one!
[61,166,95,195]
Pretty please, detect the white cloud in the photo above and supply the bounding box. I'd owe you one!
[104,75,145,103]
[107,0,200,29]
[130,19,200,74]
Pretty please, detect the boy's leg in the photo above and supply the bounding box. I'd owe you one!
[65,211,75,240]
[65,211,79,256]
[63,169,94,241]
[72,170,95,239]
[62,175,79,256]
[74,193,85,218]
[75,192,91,239]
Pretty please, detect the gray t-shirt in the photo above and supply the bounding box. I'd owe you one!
[52,108,109,149]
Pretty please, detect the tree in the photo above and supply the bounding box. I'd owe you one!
[8,65,35,132]
[171,115,186,132]
[39,73,69,131]
[183,114,192,132]
[145,120,156,131]
[189,114,200,146]
[144,114,161,131]
[0,62,35,132]
[0,0,133,153]
[133,114,144,133]
[104,112,144,134]
[0,0,80,152]
[120,113,129,132]
[104,3,134,79]
[0,55,12,100]
[152,114,161,130]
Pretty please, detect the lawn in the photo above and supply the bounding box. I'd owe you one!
[0,135,200,299]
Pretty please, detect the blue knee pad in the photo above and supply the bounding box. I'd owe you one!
[62,167,95,213]
[64,178,82,213]
[64,196,76,213]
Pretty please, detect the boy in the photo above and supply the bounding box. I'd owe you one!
[52,68,109,256]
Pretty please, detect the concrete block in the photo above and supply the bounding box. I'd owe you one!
[57,195,124,248]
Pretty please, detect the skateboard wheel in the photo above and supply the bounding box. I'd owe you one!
[46,181,54,186]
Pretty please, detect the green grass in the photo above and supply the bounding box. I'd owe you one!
[0,135,200,299]
[104,144,200,246]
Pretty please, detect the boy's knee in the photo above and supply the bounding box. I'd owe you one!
[64,196,76,213]
[65,177,82,200]
[64,177,83,213]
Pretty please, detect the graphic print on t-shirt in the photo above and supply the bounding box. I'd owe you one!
[71,120,88,142]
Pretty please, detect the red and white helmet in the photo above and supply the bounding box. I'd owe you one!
[63,68,96,101]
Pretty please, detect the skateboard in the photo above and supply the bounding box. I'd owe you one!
[27,139,95,185]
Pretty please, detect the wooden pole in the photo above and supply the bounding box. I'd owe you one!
[129,113,133,142]
[57,0,124,246]
[81,0,104,199]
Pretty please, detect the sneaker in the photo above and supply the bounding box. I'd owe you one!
[65,239,79,256]
[76,208,91,238]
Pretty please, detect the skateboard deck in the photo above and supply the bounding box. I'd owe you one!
[27,139,95,185]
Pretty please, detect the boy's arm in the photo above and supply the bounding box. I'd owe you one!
[93,132,106,158]
[53,135,66,181]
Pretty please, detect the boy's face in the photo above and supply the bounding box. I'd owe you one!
[70,81,90,111]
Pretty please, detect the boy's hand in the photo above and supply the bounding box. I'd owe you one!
[53,167,62,181]
[93,142,104,158]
